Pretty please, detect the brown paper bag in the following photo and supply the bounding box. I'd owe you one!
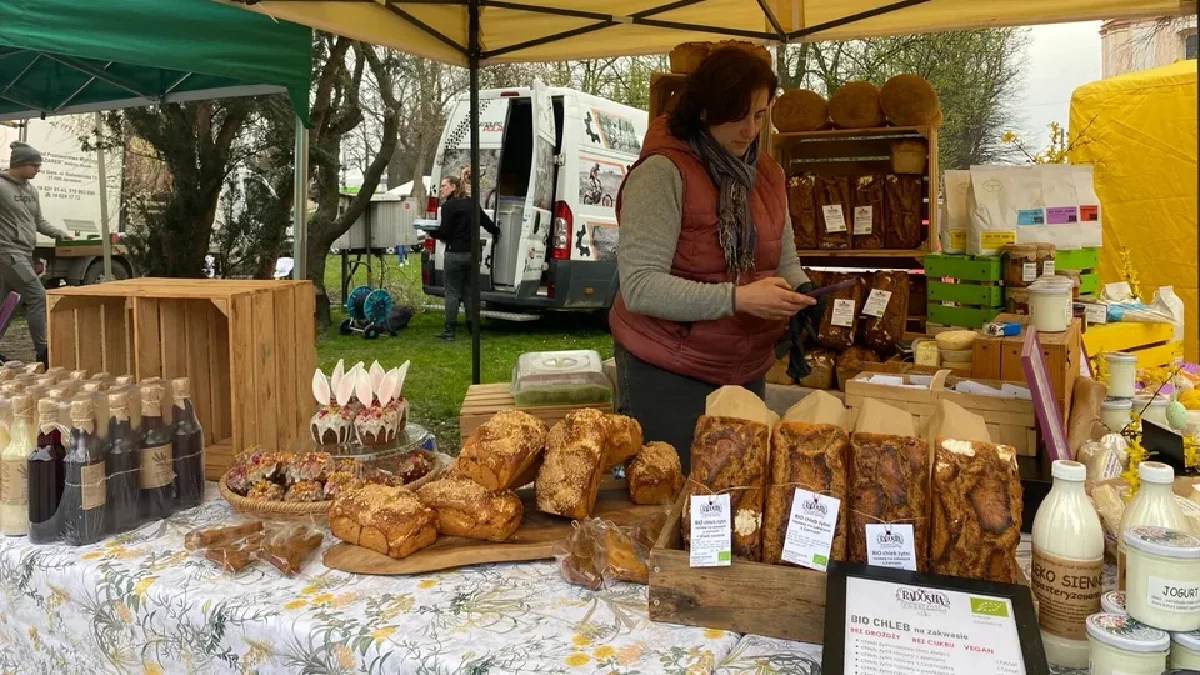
[853,397,916,437]
[1069,377,1109,459]
[924,399,991,447]
[782,390,847,426]
[706,385,778,427]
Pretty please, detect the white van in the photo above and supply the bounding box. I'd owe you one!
[421,82,647,312]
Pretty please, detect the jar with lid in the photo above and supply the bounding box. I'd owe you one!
[1119,462,1191,589]
[1123,526,1200,631]
[1103,590,1128,615]
[1037,243,1057,277]
[1101,399,1133,433]
[1135,395,1171,429]
[1032,460,1106,667]
[1005,287,1030,315]
[1002,243,1040,287]
[1028,275,1073,333]
[1172,630,1200,669]
[1086,613,1170,675]
[1105,352,1138,398]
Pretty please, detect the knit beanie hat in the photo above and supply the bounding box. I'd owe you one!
[8,141,41,167]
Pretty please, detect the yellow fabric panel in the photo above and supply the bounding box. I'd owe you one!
[1069,60,1198,362]
[228,0,1192,64]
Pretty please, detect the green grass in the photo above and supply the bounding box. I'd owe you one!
[317,255,612,450]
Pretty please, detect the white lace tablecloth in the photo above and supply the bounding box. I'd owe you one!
[0,486,1084,674]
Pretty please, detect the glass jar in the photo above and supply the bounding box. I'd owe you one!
[1123,526,1200,631]
[1005,287,1030,315]
[1119,462,1191,590]
[1105,352,1138,398]
[1028,276,1073,333]
[1102,590,1127,615]
[1135,395,1171,429]
[1056,269,1083,298]
[1002,244,1040,287]
[1086,613,1170,675]
[1101,399,1133,433]
[1172,630,1200,669]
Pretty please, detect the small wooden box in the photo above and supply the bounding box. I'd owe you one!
[844,370,941,430]
[648,494,827,644]
[972,314,1081,425]
[459,383,612,439]
[47,279,316,479]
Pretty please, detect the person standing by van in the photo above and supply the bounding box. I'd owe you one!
[0,142,71,366]
[431,176,501,341]
[608,48,817,473]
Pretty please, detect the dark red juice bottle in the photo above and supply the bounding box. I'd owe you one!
[138,384,175,521]
[105,389,142,534]
[170,378,205,511]
[61,396,107,545]
[28,395,66,544]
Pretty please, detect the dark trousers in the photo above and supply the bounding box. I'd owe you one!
[442,251,474,327]
[613,342,765,475]
[0,253,46,361]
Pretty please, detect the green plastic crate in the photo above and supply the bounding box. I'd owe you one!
[1055,248,1099,271]
[927,280,1004,307]
[1080,273,1100,295]
[923,254,1003,282]
[927,304,1003,329]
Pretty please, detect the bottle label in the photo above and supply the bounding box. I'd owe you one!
[139,444,174,489]
[1030,547,1103,640]
[80,462,106,510]
[1146,576,1200,614]
[0,458,27,504]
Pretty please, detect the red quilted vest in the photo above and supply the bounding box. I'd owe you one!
[608,115,788,386]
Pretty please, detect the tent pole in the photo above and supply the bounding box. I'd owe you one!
[293,114,310,281]
[94,111,113,281]
[469,0,482,386]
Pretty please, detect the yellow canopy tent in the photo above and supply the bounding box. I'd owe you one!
[1070,60,1198,362]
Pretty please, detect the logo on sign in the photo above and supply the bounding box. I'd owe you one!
[700,500,723,515]
[896,588,951,615]
[801,496,827,517]
[875,531,905,548]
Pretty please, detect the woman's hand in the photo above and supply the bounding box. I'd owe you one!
[734,277,815,320]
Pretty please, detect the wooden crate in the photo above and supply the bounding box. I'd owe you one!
[47,279,316,480]
[648,494,827,644]
[459,383,613,439]
[1082,320,1182,370]
[924,254,1005,328]
[972,314,1081,426]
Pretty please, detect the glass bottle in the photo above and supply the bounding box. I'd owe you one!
[28,397,66,543]
[1117,461,1190,589]
[138,384,175,521]
[60,397,106,545]
[170,378,205,510]
[105,390,141,535]
[0,394,32,536]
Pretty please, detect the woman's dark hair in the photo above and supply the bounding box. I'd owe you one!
[669,47,778,140]
[442,175,462,195]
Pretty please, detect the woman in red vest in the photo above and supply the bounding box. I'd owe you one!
[608,47,816,473]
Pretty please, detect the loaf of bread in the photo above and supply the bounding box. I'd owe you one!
[880,74,941,126]
[628,441,684,506]
[415,476,523,542]
[799,348,835,390]
[764,422,849,565]
[848,432,930,570]
[929,439,1022,583]
[829,81,885,129]
[861,270,911,354]
[456,409,548,490]
[852,174,884,250]
[715,40,771,66]
[816,175,853,250]
[603,414,642,471]
[329,484,438,559]
[817,273,863,350]
[536,408,607,518]
[773,89,828,132]
[884,174,923,250]
[683,416,769,561]
[669,42,709,73]
[788,174,819,251]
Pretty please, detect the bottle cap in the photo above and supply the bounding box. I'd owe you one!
[1085,614,1169,652]
[37,397,59,418]
[171,377,190,398]
[1138,461,1175,484]
[10,394,31,416]
[113,375,135,387]
[70,397,94,422]
[44,388,65,401]
[81,382,103,393]
[68,370,88,381]
[90,372,111,381]
[1051,460,1086,481]
[1105,351,1137,364]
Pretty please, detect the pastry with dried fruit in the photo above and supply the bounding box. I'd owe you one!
[246,481,285,501]
[284,480,326,502]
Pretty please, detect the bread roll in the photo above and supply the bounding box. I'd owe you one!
[772,89,828,132]
[683,416,769,561]
[764,422,849,565]
[603,414,642,471]
[535,409,607,518]
[627,441,684,506]
[715,40,772,66]
[416,476,523,542]
[329,484,437,559]
[847,432,930,570]
[669,42,710,73]
[880,73,941,126]
[456,409,548,490]
[829,81,885,129]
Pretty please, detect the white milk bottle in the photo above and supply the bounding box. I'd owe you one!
[1118,461,1190,590]
[1031,460,1105,667]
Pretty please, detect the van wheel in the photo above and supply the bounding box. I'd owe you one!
[83,260,130,285]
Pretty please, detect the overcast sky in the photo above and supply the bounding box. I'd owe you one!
[1016,21,1103,148]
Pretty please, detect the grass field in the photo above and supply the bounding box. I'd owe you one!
[318,255,612,449]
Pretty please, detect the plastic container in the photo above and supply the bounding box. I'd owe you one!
[1028,276,1073,333]
[1103,590,1128,615]
[938,347,973,369]
[1119,462,1191,590]
[1031,460,1106,667]
[1100,399,1133,434]
[1105,352,1138,398]
[1134,395,1171,429]
[511,350,612,406]
[1086,613,1170,675]
[1172,630,1200,669]
[1123,526,1200,632]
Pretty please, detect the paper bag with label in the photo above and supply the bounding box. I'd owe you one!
[782,390,847,427]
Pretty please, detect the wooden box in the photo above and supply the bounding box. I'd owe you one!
[844,370,942,430]
[1082,320,1182,371]
[972,314,1081,425]
[459,383,613,439]
[46,279,316,479]
[648,494,827,644]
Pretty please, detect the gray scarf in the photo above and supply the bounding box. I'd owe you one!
[690,131,758,283]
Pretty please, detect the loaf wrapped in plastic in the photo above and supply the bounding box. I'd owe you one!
[816,176,852,250]
[798,349,835,390]
[682,415,769,561]
[848,432,930,570]
[788,174,819,251]
[817,274,863,350]
[929,439,1022,583]
[884,174,923,249]
[861,271,911,354]
[764,422,849,566]
[851,175,885,250]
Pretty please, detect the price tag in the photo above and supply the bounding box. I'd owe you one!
[1022,262,1038,282]
[1043,260,1056,276]
[865,523,917,571]
[852,206,873,235]
[781,490,841,571]
[831,299,856,327]
[822,205,847,233]
[861,289,892,318]
[690,494,732,567]
[1084,303,1108,324]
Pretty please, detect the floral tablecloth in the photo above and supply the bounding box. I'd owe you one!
[0,486,1082,675]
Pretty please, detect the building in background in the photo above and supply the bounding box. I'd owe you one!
[1101,16,1197,77]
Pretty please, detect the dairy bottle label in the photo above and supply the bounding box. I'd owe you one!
[139,444,174,489]
[1146,576,1200,614]
[1030,547,1103,640]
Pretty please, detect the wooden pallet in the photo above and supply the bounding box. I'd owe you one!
[459,383,613,439]
[47,278,316,480]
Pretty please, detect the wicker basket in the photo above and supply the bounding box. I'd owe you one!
[218,450,451,521]
[890,140,927,174]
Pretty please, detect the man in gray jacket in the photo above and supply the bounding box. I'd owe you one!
[0,141,71,365]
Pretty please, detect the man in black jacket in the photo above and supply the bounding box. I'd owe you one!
[430,176,501,340]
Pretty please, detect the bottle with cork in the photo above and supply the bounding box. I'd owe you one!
[0,393,33,536]
[170,378,205,510]
[105,390,141,535]
[60,396,107,545]
[28,393,67,543]
[138,383,176,521]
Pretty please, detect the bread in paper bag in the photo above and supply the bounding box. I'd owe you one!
[783,390,847,426]
[705,385,778,426]
[683,412,769,561]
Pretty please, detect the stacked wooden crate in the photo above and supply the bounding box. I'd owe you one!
[459,383,613,439]
[923,254,1005,329]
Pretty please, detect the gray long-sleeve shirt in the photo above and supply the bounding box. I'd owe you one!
[0,172,69,257]
[617,155,809,322]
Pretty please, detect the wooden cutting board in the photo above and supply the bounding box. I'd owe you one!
[322,484,659,575]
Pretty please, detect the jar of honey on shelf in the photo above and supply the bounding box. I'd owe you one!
[1002,244,1040,287]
